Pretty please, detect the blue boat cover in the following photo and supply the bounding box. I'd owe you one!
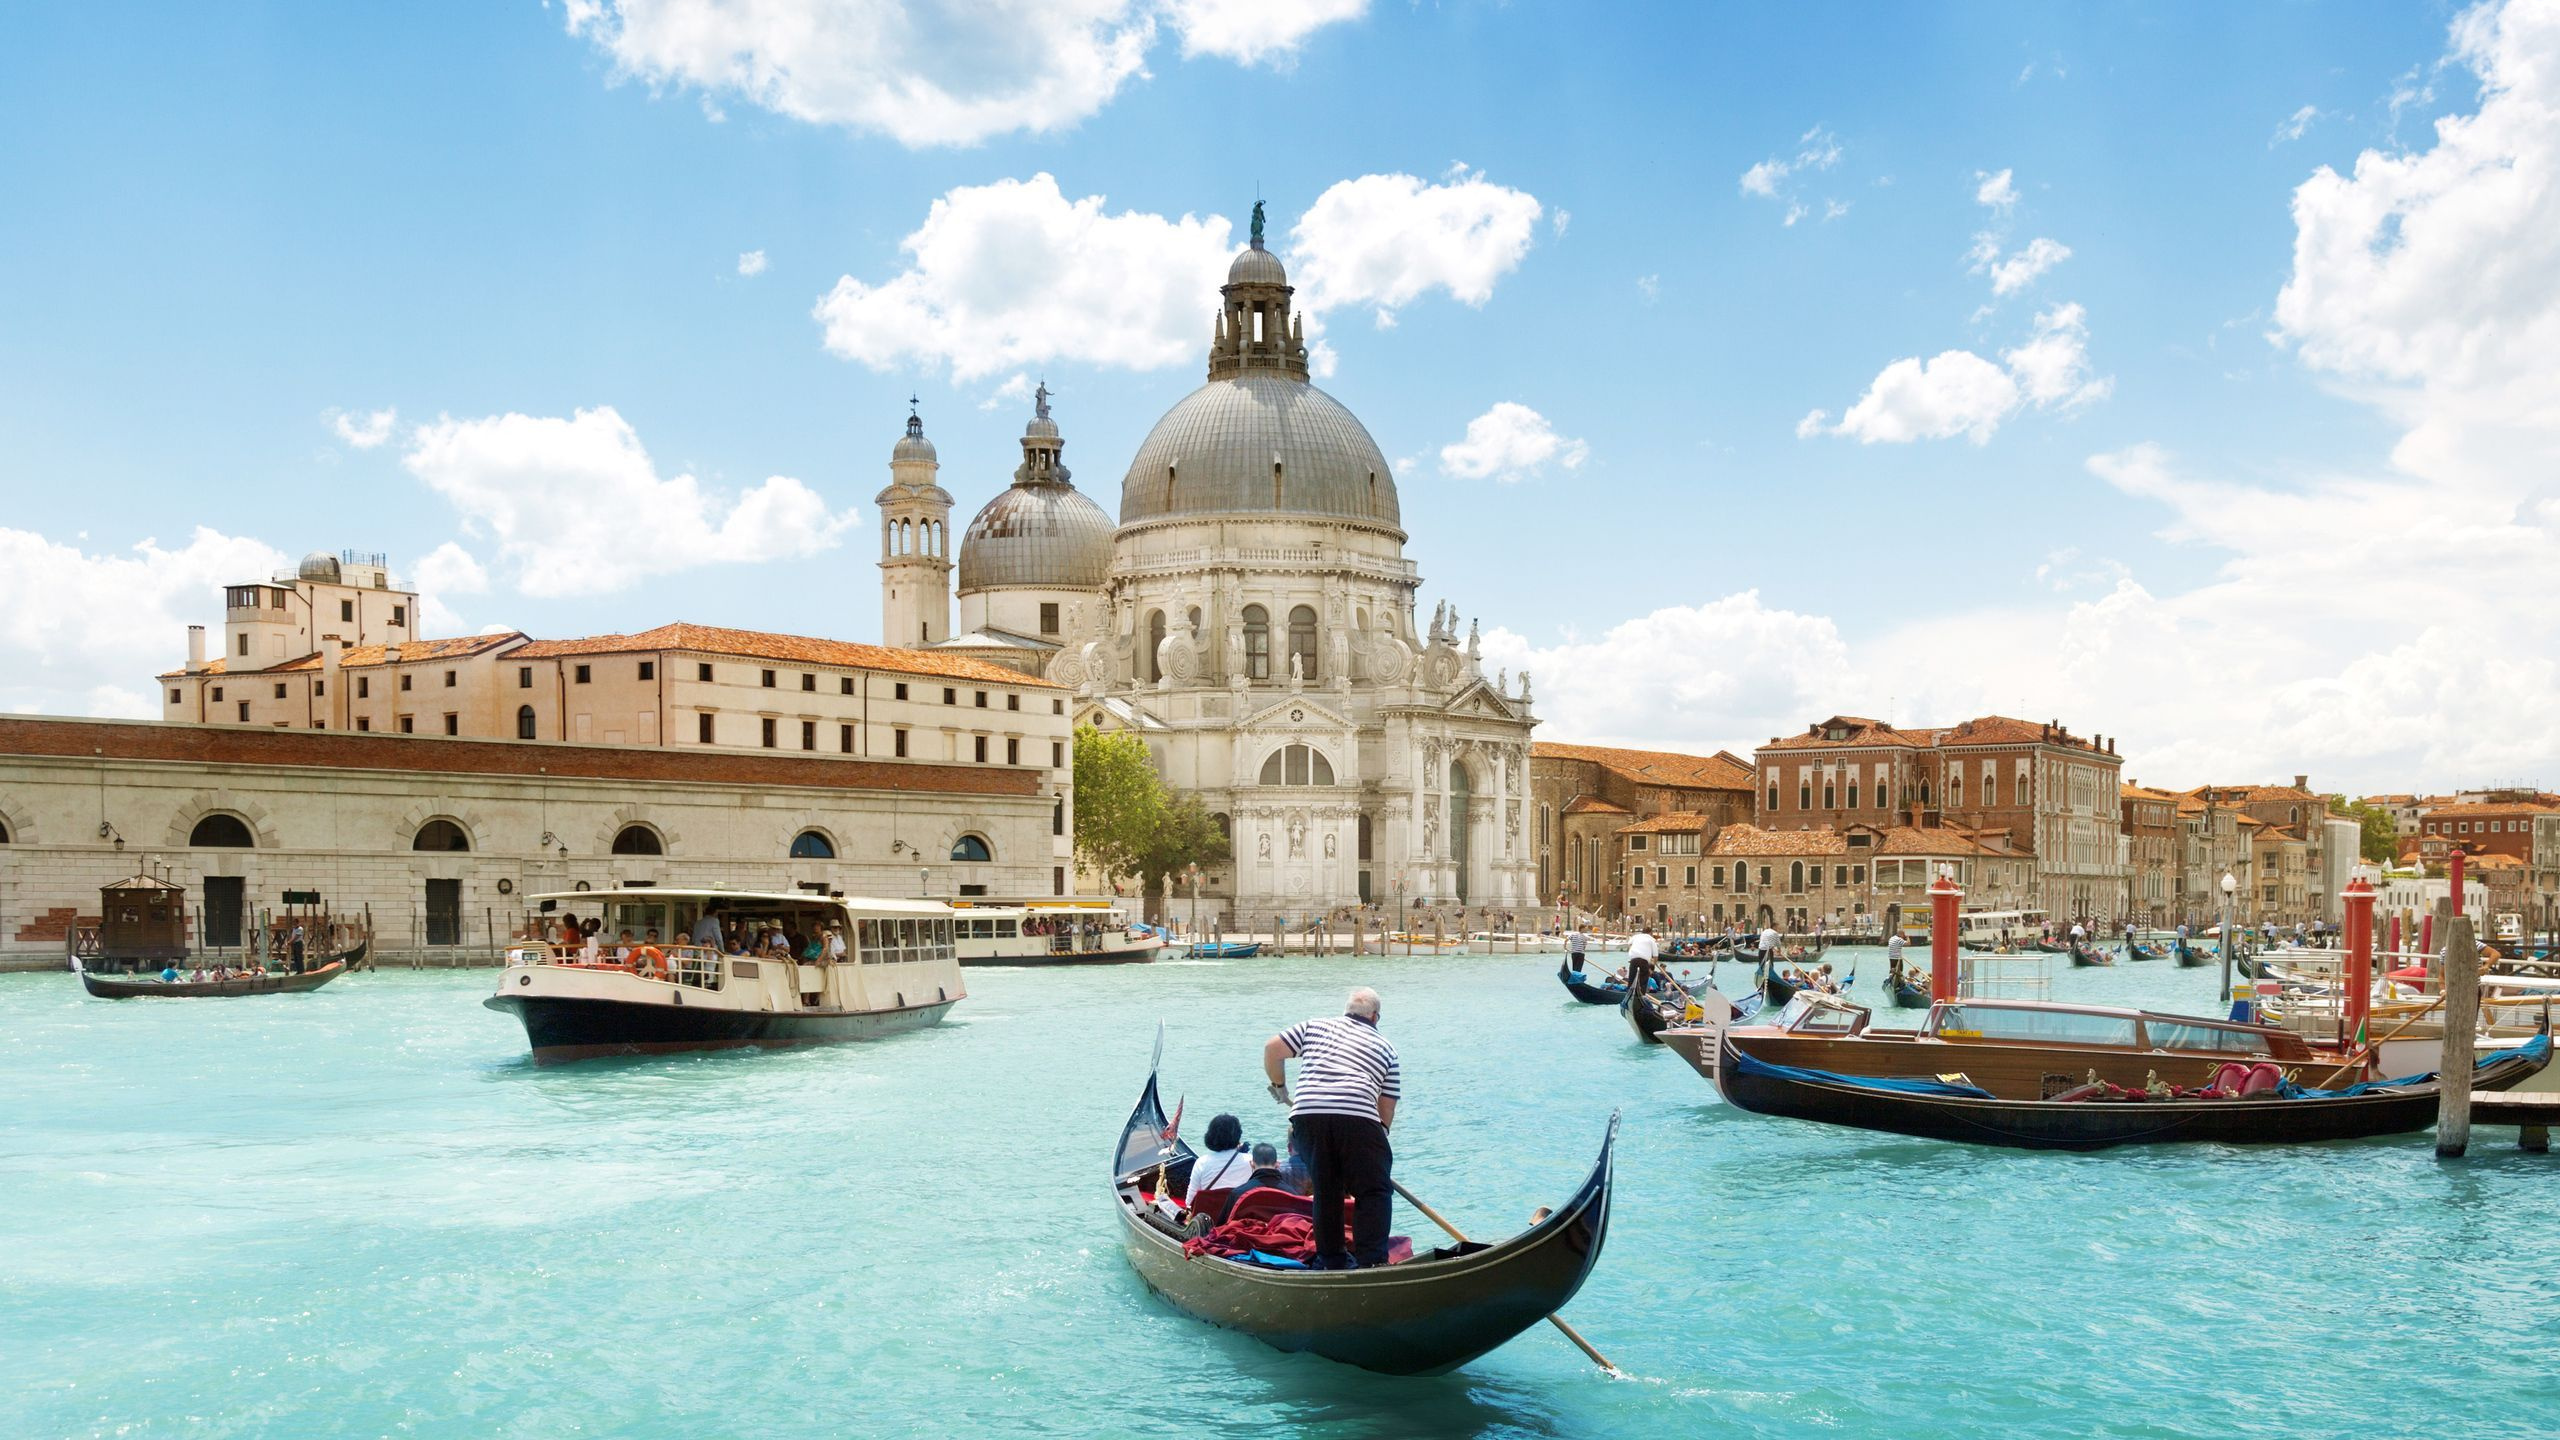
[2277,1028,2549,1099]
[1727,1043,1996,1098]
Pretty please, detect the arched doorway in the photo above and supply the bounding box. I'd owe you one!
[1449,760,1472,904]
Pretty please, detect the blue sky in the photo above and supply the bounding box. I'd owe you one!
[6,1,2556,793]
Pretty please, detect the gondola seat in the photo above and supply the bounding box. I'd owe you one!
[1186,1188,1413,1266]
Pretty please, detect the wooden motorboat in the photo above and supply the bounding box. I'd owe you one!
[1556,962,1626,1006]
[485,888,963,1063]
[1660,991,2332,1096]
[81,959,346,999]
[1712,1024,2551,1151]
[1110,1037,1616,1376]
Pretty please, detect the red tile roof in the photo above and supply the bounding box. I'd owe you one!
[1562,796,1631,816]
[160,634,525,679]
[1615,811,1710,835]
[509,622,1059,687]
[1761,713,2112,756]
[1706,823,1847,857]
[1867,824,2018,857]
[2420,801,2557,818]
[1533,741,1756,791]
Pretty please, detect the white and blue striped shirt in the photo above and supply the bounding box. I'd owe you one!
[1281,1014,1401,1121]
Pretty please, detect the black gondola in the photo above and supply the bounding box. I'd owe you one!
[1886,972,1930,1009]
[2175,939,2213,968]
[2069,943,2115,968]
[1111,1036,1616,1376]
[2123,938,2167,962]
[80,959,347,999]
[1713,1026,2551,1151]
[1762,966,1802,1007]
[1556,961,1627,1006]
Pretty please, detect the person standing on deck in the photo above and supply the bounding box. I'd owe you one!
[1887,931,1907,979]
[1564,925,1590,974]
[1264,988,1401,1270]
[1756,922,1781,966]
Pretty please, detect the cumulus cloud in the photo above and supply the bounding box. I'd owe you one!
[0,527,285,717]
[561,0,1365,146]
[413,541,489,597]
[736,249,768,277]
[329,407,398,449]
[1975,168,2019,212]
[1437,403,1587,482]
[1287,167,1543,325]
[1803,304,2105,444]
[1163,0,1366,65]
[403,406,857,598]
[1740,126,1845,221]
[814,174,1234,381]
[1478,592,1856,754]
[1973,234,2072,295]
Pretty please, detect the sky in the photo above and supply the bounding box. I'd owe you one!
[3,0,2556,796]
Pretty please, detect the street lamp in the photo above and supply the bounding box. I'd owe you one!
[1184,862,1201,942]
[2218,869,2239,1015]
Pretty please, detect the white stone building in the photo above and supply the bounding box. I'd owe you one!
[881,221,1539,921]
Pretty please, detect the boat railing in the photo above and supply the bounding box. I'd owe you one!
[501,942,726,991]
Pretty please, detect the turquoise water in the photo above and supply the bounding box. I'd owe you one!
[5,950,2556,1438]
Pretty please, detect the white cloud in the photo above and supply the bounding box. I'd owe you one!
[814,174,1234,382]
[1741,127,1845,220]
[1163,0,1365,65]
[563,0,1157,148]
[1975,168,2019,212]
[1802,303,2105,444]
[403,406,856,599]
[1636,273,1660,302]
[1551,208,1571,238]
[1974,235,2072,295]
[736,249,768,277]
[413,541,489,598]
[977,373,1035,411]
[1478,592,1856,754]
[1287,168,1543,325]
[329,407,398,449]
[0,527,285,717]
[1437,402,1587,482]
[2271,104,2323,145]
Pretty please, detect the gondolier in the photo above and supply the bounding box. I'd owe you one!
[1264,987,1401,1270]
[1564,925,1589,973]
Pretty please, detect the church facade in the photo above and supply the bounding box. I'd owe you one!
[880,214,1539,921]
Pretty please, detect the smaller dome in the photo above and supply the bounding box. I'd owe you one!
[1227,244,1289,288]
[892,409,937,463]
[958,485,1114,592]
[298,551,342,582]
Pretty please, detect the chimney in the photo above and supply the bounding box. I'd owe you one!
[186,625,207,674]
[2294,774,2308,791]
[321,638,344,730]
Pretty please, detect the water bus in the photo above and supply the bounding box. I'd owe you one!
[946,897,1164,966]
[485,887,964,1063]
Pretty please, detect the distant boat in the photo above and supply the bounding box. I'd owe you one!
[1557,962,1626,1006]
[1886,972,1930,1009]
[82,959,347,999]
[1186,940,1261,959]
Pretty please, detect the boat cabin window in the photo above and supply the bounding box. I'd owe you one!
[1934,1005,2137,1048]
[1785,1002,1865,1036]
[2140,1020,2274,1056]
[854,915,955,964]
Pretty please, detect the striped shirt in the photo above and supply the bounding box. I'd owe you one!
[1280,1014,1401,1122]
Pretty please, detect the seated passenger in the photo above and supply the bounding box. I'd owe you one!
[725,934,748,957]
[614,929,639,965]
[823,926,847,963]
[635,930,668,977]
[1184,1114,1252,1207]
[1241,1141,1287,1194]
[160,963,183,982]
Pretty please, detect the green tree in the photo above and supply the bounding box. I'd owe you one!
[1137,796,1234,915]
[1071,723,1162,888]
[2327,795,2401,863]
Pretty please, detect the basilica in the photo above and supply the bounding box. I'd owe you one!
[878,215,1539,920]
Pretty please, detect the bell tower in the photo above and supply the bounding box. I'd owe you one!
[877,400,952,649]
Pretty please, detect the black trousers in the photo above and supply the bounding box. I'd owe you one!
[1299,1112,1393,1266]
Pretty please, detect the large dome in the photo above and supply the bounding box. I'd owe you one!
[1118,375,1403,531]
[958,483,1114,591]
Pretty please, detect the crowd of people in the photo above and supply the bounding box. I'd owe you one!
[529,907,850,978]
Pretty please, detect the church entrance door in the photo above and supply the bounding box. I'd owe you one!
[1449,760,1472,904]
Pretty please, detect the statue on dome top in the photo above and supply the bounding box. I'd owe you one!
[1250,200,1266,248]
[1033,380,1051,421]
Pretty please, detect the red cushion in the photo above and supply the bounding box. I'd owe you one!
[1224,1186,1313,1226]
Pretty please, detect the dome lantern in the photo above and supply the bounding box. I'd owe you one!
[957,389,1113,593]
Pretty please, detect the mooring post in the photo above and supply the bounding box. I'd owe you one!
[2342,875,2376,1055]
[1928,868,1963,1002]
[2437,912,2478,1158]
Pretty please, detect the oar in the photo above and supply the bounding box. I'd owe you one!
[1389,1179,1621,1377]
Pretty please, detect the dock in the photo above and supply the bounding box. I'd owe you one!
[2466,1092,2560,1152]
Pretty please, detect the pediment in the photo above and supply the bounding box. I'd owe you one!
[1438,680,1521,722]
[1239,695,1356,734]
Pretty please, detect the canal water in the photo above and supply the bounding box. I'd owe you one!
[5,950,2554,1438]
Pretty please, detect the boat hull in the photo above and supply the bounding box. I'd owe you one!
[81,960,346,999]
[960,942,1158,967]
[484,991,954,1063]
[1557,963,1626,1006]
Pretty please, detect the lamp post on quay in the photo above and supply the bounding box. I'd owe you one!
[2218,869,2240,1018]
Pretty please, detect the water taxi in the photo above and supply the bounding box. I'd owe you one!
[485,887,965,1063]
[946,897,1165,966]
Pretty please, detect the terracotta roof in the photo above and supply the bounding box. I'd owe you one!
[1937,714,2107,753]
[2121,782,2179,801]
[1706,823,1847,858]
[1867,824,2016,857]
[1616,812,1710,835]
[2186,783,2318,805]
[160,634,525,679]
[1760,713,2111,756]
[1759,716,1931,751]
[2420,801,2557,817]
[1532,741,1755,791]
[510,623,1060,687]
[2469,852,2525,870]
[1562,796,1631,816]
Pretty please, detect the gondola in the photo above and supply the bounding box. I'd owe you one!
[2031,940,2076,955]
[1713,1025,2551,1151]
[2232,948,2267,981]
[1762,965,1802,1007]
[2122,938,2167,962]
[1886,972,1930,1009]
[80,959,347,999]
[2175,939,2213,968]
[1110,1035,1616,1376]
[2069,943,2114,968]
[1556,961,1627,1006]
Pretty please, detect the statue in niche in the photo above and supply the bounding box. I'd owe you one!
[1257,832,1271,860]
[1288,811,1307,858]
[1324,832,1337,858]
[1329,628,1350,685]
[1287,650,1303,689]
[1225,619,1244,678]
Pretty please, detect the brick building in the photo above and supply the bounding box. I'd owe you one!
[2120,782,2179,926]
[1752,714,2128,920]
[2417,800,2551,865]
[1530,742,1755,915]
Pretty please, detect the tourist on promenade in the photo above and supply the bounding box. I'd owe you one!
[1263,987,1401,1270]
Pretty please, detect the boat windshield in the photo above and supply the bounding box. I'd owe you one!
[1782,997,1867,1035]
[1934,1004,2137,1047]
[2140,1020,2275,1056]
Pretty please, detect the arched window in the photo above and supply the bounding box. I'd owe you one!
[0,815,11,844]
[1985,774,1999,807]
[1257,744,1335,786]
[951,834,993,863]
[1145,609,1166,683]
[1213,812,1231,840]
[790,830,835,859]
[1242,605,1270,680]
[1789,860,1805,892]
[516,705,537,740]
[413,819,470,852]
[1950,774,1963,808]
[1357,813,1372,861]
[611,825,664,856]
[189,813,254,847]
[1288,605,1318,680]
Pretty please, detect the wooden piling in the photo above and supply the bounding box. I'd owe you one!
[2437,913,2478,1158]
